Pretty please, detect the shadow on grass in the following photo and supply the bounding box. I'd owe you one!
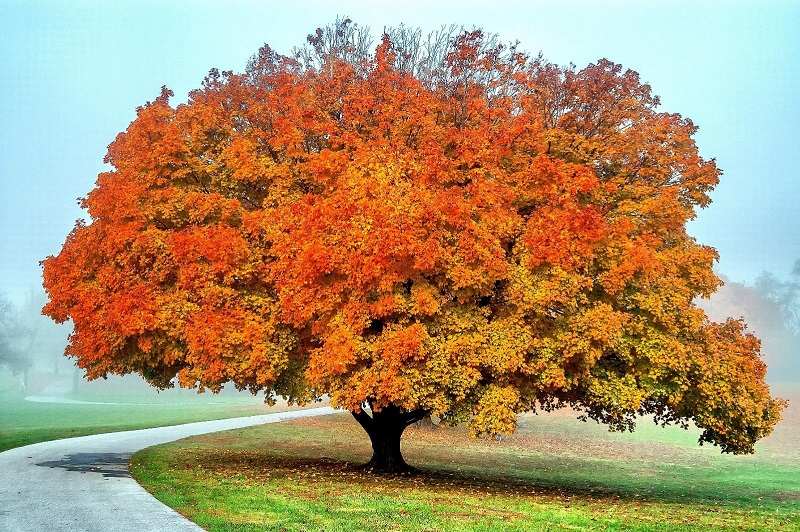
[187,449,798,511]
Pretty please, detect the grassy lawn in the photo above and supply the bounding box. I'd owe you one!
[0,387,284,453]
[131,384,800,531]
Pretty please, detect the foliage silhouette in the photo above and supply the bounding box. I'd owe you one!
[43,19,785,472]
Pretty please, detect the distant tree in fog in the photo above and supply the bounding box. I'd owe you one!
[700,272,800,383]
[755,260,800,335]
[0,293,32,388]
[0,290,70,391]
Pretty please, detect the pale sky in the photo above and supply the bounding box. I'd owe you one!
[1,0,798,305]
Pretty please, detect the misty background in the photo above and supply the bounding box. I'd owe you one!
[1,1,798,397]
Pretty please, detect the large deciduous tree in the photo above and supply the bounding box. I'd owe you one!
[756,262,800,335]
[43,20,785,473]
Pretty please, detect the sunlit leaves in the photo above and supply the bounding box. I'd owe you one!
[42,23,784,454]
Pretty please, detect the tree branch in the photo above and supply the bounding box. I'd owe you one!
[351,407,374,433]
[401,408,430,427]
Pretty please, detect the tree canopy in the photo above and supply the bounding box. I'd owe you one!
[42,20,784,470]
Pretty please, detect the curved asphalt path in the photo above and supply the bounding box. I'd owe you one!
[0,406,336,531]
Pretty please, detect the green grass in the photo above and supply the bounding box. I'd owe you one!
[0,388,282,452]
[131,388,800,531]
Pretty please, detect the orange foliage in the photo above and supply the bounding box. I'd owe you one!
[42,24,783,454]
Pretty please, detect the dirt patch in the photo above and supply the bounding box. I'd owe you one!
[773,491,800,501]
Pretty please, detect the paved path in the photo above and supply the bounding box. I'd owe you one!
[0,407,336,531]
[24,377,160,405]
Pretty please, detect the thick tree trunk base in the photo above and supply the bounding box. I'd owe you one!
[356,457,418,475]
[351,402,428,476]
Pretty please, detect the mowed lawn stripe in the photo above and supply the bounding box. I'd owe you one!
[131,402,800,532]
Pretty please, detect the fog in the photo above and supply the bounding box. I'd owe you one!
[0,288,259,403]
[1,2,799,302]
[698,268,800,384]
[1,3,799,399]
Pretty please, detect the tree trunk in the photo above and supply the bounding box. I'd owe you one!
[351,402,428,474]
[19,368,27,393]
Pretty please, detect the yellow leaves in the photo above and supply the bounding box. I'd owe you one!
[468,385,521,438]
[437,332,485,367]
[586,372,648,413]
[568,303,628,348]
[505,264,591,316]
[482,318,530,375]
[668,317,788,454]
[633,330,692,375]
